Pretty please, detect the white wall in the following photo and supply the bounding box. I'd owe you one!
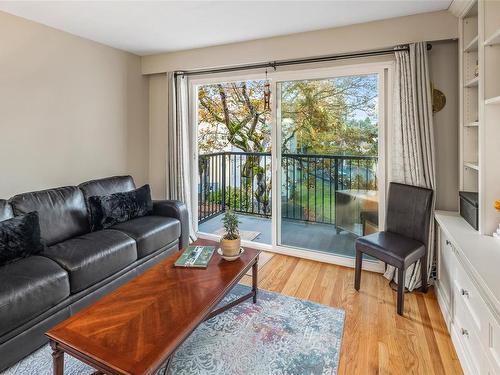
[144,11,459,201]
[429,41,459,211]
[142,10,457,74]
[148,74,169,199]
[0,11,149,198]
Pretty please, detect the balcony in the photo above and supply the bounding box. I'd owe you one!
[197,151,379,257]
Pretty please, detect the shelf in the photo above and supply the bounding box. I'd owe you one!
[465,121,479,127]
[485,95,500,105]
[484,28,500,46]
[464,161,479,171]
[464,36,479,52]
[464,76,479,87]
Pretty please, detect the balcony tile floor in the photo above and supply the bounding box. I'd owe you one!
[199,213,359,258]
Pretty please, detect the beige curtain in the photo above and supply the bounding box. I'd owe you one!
[385,42,436,291]
[166,72,197,242]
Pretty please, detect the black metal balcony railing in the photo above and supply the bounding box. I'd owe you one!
[198,151,378,224]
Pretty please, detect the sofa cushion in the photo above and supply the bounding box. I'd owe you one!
[79,175,136,204]
[0,212,44,266]
[88,185,153,231]
[0,200,13,222]
[43,229,137,293]
[0,256,70,336]
[10,187,89,246]
[112,216,180,258]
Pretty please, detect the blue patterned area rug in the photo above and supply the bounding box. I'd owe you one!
[2,285,345,375]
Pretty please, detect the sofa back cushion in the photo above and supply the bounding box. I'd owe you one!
[0,212,44,266]
[88,184,153,231]
[10,187,89,246]
[0,200,13,222]
[79,176,136,204]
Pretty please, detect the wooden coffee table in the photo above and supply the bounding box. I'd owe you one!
[46,247,260,375]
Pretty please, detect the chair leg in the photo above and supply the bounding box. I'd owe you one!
[420,255,428,293]
[397,267,406,316]
[354,249,362,291]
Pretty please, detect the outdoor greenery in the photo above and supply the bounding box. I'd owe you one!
[198,81,271,154]
[280,76,378,156]
[206,187,251,212]
[283,178,335,223]
[198,76,378,156]
[197,76,378,219]
[199,81,272,214]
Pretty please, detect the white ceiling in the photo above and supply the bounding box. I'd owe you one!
[0,1,453,56]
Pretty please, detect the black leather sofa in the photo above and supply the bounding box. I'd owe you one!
[0,176,189,371]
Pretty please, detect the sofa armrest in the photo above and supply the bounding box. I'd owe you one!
[153,200,189,250]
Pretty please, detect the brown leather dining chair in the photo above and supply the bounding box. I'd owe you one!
[354,182,434,316]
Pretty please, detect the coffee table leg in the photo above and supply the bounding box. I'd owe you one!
[50,341,64,375]
[252,259,258,303]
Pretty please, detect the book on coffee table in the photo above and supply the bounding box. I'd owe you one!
[174,246,215,268]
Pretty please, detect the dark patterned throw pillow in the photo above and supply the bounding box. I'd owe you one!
[88,184,153,231]
[0,212,44,266]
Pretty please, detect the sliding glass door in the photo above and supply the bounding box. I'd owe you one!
[192,64,387,268]
[194,78,273,245]
[274,67,385,262]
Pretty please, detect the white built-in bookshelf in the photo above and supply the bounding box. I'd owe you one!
[460,2,479,195]
[459,0,500,234]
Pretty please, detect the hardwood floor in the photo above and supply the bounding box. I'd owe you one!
[195,239,463,375]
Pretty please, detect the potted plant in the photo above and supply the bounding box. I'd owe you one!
[220,210,241,257]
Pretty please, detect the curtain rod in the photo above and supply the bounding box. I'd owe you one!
[174,43,433,78]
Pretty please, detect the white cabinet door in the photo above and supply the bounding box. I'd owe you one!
[453,278,486,375]
[437,227,455,325]
[486,310,500,374]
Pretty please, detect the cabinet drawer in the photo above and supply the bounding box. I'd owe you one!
[454,281,486,374]
[454,253,488,334]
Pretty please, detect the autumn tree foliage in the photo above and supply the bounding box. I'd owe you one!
[198,80,272,213]
[198,80,271,153]
[280,75,378,156]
